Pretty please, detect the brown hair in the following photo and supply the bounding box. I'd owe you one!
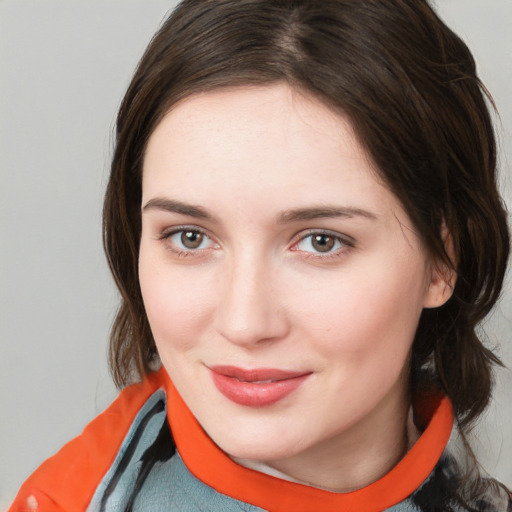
[103,0,509,430]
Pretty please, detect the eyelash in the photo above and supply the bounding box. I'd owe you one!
[290,230,355,260]
[157,226,217,258]
[157,226,354,260]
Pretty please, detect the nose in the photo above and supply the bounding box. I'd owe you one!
[213,254,290,347]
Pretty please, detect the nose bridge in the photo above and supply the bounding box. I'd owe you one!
[214,247,287,346]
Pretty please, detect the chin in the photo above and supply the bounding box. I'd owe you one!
[211,425,306,462]
[226,443,295,463]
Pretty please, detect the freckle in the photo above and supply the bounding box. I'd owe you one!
[26,494,38,510]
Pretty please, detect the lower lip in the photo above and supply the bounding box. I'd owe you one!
[210,370,310,407]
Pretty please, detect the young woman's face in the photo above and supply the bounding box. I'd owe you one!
[139,84,446,476]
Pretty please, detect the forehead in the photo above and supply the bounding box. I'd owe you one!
[142,83,396,218]
[152,84,350,137]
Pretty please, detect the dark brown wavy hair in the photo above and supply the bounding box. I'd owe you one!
[103,0,509,431]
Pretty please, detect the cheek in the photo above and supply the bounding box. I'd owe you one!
[289,258,428,359]
[298,266,424,412]
[138,248,215,351]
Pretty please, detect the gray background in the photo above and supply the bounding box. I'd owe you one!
[0,0,511,508]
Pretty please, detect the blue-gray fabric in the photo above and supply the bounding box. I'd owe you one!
[87,390,512,512]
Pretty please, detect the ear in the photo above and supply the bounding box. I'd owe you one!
[423,225,457,309]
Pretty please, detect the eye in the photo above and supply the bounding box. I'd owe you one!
[161,228,217,253]
[292,231,352,255]
[176,230,208,249]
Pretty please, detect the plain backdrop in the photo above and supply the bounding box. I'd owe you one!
[1,0,511,508]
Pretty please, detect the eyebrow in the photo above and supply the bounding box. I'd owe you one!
[142,198,215,220]
[142,197,378,223]
[276,206,378,223]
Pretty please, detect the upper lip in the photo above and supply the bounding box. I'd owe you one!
[209,365,312,382]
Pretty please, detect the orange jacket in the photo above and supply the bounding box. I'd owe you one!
[9,368,511,512]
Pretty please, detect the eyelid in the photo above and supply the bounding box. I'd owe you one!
[158,224,208,239]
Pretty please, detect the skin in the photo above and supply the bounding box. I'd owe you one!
[139,83,452,491]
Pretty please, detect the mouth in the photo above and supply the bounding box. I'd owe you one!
[209,365,312,407]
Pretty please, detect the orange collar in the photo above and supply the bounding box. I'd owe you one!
[163,370,453,512]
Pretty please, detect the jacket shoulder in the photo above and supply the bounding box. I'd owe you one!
[8,370,167,512]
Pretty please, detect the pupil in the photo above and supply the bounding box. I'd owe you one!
[312,234,334,252]
[181,231,203,249]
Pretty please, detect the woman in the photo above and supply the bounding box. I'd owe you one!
[9,0,511,510]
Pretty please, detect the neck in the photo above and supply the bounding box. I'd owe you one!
[237,381,412,492]
[165,368,454,512]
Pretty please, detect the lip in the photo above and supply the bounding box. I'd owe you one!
[209,365,312,407]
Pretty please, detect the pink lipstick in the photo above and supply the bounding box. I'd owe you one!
[210,366,311,406]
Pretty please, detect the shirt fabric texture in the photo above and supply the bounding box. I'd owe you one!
[9,368,512,512]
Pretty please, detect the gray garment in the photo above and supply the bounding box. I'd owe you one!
[88,390,263,512]
[88,390,512,512]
